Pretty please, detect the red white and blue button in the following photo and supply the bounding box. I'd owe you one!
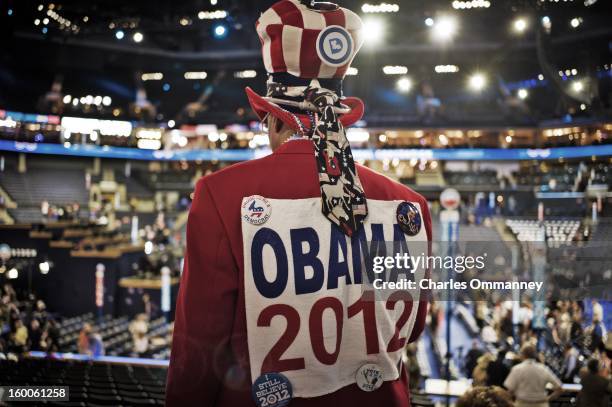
[396,201,422,236]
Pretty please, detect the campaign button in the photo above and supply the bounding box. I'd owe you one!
[252,372,293,407]
[355,363,384,392]
[396,201,422,236]
[242,195,272,226]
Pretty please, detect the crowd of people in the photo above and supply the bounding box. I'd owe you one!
[0,283,61,357]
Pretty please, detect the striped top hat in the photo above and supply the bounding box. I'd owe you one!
[245,0,365,135]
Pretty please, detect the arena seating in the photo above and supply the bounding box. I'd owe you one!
[444,170,498,187]
[505,219,581,245]
[56,313,172,359]
[0,357,166,406]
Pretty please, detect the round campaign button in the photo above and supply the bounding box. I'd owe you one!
[242,195,272,226]
[355,363,384,392]
[316,25,354,67]
[252,372,293,407]
[396,201,422,236]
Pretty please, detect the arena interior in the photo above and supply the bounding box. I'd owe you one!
[1,0,612,406]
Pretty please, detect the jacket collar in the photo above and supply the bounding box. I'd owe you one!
[273,138,314,155]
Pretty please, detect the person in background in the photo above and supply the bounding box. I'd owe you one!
[577,359,611,407]
[10,319,28,353]
[560,343,580,382]
[504,344,563,407]
[77,322,92,354]
[486,348,511,387]
[405,343,421,391]
[89,328,105,357]
[456,386,514,407]
[28,319,43,351]
[465,340,484,379]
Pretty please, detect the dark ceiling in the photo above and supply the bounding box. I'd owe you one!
[1,0,611,127]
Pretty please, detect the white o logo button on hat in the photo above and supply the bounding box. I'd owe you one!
[355,363,384,392]
[316,25,354,67]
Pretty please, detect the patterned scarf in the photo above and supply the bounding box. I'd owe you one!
[305,86,368,236]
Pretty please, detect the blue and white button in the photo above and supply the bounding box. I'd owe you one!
[316,25,354,67]
[252,372,293,407]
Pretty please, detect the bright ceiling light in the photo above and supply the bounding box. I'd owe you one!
[425,17,434,27]
[184,71,208,80]
[383,65,408,75]
[432,16,458,42]
[396,77,412,93]
[513,18,527,33]
[572,80,584,92]
[468,73,486,91]
[133,32,144,43]
[517,89,528,99]
[570,17,581,28]
[361,3,400,13]
[362,17,385,46]
[141,72,163,81]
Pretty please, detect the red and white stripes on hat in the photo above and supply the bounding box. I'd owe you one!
[256,0,363,80]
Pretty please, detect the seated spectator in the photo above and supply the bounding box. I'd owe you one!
[10,319,28,353]
[456,386,514,407]
[89,328,105,358]
[28,319,43,351]
[77,322,92,354]
[577,359,611,407]
[504,344,562,407]
[133,331,149,358]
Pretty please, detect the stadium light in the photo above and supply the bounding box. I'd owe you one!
[383,65,408,75]
[8,267,18,279]
[184,71,208,80]
[517,88,528,99]
[468,73,486,91]
[361,3,399,13]
[572,80,584,92]
[513,18,527,33]
[431,16,458,42]
[570,17,581,28]
[142,72,163,81]
[133,32,144,43]
[115,30,124,40]
[396,77,412,93]
[213,24,227,38]
[39,261,50,274]
[362,17,385,46]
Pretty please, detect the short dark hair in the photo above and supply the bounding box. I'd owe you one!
[521,344,537,360]
[587,359,600,374]
[456,386,514,407]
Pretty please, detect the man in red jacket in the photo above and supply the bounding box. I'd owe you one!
[166,1,432,406]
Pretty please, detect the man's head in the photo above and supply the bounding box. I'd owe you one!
[520,344,538,360]
[587,358,600,375]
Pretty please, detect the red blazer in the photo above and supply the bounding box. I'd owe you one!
[166,139,432,407]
